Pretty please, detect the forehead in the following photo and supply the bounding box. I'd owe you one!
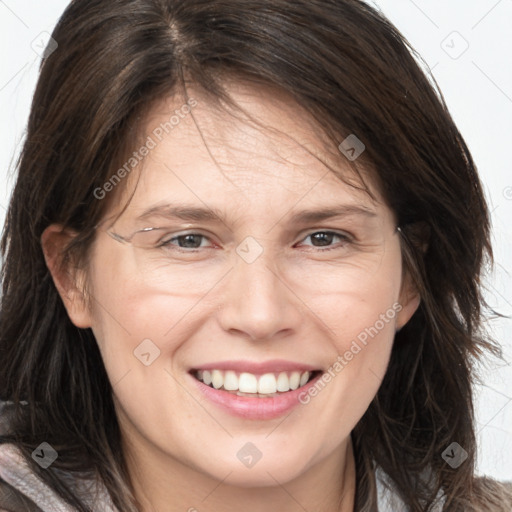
[108,81,390,226]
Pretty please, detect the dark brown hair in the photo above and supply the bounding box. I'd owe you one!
[0,0,507,510]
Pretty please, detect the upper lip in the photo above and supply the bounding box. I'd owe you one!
[191,359,321,374]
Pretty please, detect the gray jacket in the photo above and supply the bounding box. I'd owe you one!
[0,441,446,512]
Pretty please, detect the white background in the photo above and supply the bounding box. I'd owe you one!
[0,0,510,481]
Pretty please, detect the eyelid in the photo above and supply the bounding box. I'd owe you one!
[163,229,218,241]
[296,230,354,248]
[150,227,354,239]
[160,228,355,250]
[299,227,354,238]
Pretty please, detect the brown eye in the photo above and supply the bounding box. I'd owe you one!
[299,231,352,250]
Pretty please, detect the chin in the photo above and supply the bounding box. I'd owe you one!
[199,455,309,488]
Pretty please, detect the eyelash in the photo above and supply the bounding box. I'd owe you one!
[160,231,353,252]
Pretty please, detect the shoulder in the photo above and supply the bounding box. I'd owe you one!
[0,477,42,512]
[375,464,512,512]
[471,475,512,511]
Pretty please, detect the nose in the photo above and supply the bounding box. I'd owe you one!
[217,243,302,341]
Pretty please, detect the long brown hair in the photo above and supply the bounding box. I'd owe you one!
[0,0,506,510]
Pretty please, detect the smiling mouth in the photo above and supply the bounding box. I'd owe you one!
[191,369,322,398]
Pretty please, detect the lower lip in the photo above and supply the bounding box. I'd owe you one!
[190,372,323,420]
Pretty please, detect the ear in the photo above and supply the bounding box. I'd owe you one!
[41,224,93,329]
[394,222,430,331]
[395,271,421,331]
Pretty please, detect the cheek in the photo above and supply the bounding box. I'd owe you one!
[299,247,403,409]
[84,260,220,420]
[84,261,203,442]
[306,249,403,351]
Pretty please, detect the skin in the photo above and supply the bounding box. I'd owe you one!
[42,81,420,512]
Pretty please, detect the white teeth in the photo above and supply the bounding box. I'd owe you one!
[223,370,238,391]
[202,370,212,386]
[239,372,258,393]
[196,369,313,395]
[258,373,277,394]
[289,371,301,390]
[211,369,223,389]
[276,372,290,392]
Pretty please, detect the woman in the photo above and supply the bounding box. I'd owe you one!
[0,0,510,510]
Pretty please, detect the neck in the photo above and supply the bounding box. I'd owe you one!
[124,432,356,512]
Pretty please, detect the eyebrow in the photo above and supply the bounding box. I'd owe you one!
[135,203,377,225]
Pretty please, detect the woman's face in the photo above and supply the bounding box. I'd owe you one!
[53,83,419,487]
